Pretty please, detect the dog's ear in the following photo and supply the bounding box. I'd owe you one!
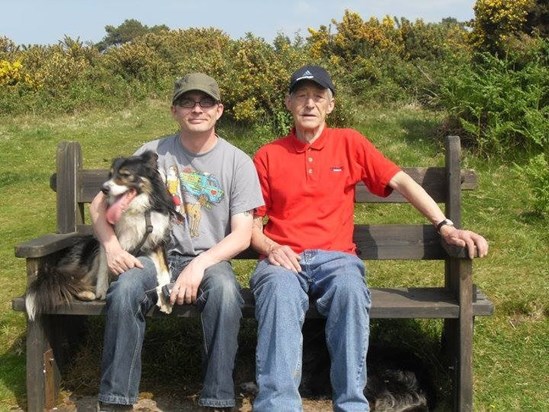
[141,151,159,169]
[109,157,125,177]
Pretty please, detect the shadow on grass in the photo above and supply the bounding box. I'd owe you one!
[0,331,26,410]
[39,315,452,410]
[61,317,258,399]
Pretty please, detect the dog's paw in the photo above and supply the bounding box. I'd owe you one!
[94,287,107,301]
[156,285,173,314]
[95,292,106,300]
[76,291,97,301]
[94,280,109,300]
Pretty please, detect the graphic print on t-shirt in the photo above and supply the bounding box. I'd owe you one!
[177,166,225,238]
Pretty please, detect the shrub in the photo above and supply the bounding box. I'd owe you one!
[470,0,535,55]
[435,45,548,156]
[306,11,473,107]
[516,153,549,217]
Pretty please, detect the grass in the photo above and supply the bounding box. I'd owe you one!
[0,101,547,410]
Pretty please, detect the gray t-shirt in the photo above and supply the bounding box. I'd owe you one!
[135,134,264,256]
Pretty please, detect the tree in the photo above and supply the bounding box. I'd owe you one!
[96,19,169,51]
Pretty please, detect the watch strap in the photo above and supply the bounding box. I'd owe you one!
[436,219,454,233]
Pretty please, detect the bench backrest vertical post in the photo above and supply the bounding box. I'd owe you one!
[444,137,475,411]
[56,141,84,234]
[445,135,462,228]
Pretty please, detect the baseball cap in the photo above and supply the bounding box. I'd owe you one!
[289,65,335,95]
[172,73,221,104]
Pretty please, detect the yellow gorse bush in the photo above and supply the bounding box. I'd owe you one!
[0,60,25,86]
[471,0,535,53]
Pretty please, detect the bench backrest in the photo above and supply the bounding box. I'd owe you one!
[52,136,476,261]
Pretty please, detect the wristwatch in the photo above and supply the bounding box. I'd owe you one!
[436,219,454,233]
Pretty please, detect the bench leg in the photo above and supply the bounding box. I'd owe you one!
[26,316,60,412]
[443,258,474,412]
[25,314,89,411]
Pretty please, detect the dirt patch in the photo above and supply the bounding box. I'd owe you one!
[50,392,333,411]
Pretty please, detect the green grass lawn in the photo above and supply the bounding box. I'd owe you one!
[0,101,547,410]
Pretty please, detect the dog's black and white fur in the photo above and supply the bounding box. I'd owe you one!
[25,151,179,321]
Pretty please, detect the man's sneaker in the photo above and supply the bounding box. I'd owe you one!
[96,401,133,411]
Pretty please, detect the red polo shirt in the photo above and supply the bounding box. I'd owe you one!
[253,127,401,255]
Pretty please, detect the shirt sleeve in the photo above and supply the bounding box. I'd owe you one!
[252,147,270,218]
[231,151,265,216]
[351,130,401,197]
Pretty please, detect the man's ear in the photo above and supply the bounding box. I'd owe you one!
[215,103,224,120]
[284,94,292,110]
[326,97,335,115]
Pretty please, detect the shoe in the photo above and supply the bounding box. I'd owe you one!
[96,401,133,411]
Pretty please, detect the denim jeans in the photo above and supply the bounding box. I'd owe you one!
[98,254,243,408]
[250,250,371,412]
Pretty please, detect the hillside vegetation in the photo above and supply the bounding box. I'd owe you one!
[0,1,547,410]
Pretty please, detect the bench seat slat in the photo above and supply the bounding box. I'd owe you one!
[11,287,494,319]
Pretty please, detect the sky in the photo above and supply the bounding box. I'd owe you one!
[1,0,477,46]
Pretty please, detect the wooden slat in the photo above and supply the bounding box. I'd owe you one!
[354,224,445,260]
[17,224,467,261]
[78,170,108,202]
[51,167,477,205]
[11,287,494,318]
[355,167,477,203]
[56,142,82,233]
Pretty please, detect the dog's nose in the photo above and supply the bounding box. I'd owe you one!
[101,183,110,194]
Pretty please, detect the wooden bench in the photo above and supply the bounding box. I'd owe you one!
[12,137,494,411]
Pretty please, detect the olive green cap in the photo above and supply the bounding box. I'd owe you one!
[172,73,221,104]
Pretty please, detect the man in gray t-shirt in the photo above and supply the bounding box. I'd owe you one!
[91,73,264,411]
[136,134,262,257]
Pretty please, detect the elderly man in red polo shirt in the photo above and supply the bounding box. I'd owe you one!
[249,65,488,411]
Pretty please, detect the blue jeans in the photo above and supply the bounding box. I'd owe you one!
[98,255,243,408]
[250,250,371,412]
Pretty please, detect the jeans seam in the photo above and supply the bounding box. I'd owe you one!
[125,295,147,400]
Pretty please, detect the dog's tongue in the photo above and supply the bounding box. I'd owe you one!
[106,190,137,225]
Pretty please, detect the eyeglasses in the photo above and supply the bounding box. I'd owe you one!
[176,97,218,109]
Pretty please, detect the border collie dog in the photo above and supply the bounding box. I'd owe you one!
[25,151,179,320]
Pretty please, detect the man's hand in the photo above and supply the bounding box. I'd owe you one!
[170,258,206,305]
[267,245,302,273]
[440,226,489,259]
[105,244,143,275]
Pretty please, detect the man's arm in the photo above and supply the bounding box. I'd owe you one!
[250,216,302,272]
[388,171,488,258]
[89,192,143,274]
[170,210,254,305]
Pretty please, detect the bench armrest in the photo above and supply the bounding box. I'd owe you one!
[441,240,474,259]
[15,232,87,259]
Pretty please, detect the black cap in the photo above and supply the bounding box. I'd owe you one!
[289,65,335,95]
